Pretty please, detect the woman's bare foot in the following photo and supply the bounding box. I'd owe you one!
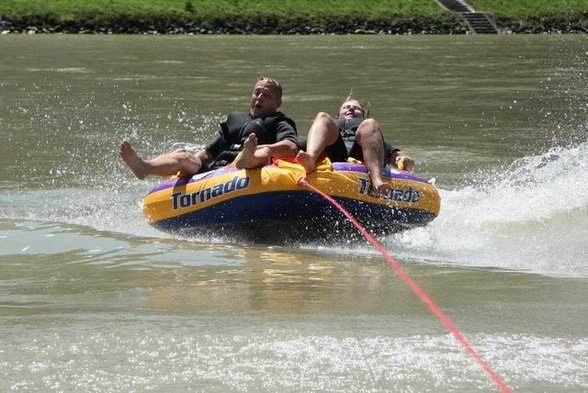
[235,133,258,169]
[119,140,147,179]
[296,151,316,174]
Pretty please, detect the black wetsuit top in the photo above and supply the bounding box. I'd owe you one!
[205,111,298,169]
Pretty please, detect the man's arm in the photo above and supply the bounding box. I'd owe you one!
[257,139,299,158]
[390,149,415,172]
[195,148,216,167]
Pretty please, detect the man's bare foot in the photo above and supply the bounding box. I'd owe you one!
[371,178,392,197]
[296,151,316,174]
[119,140,147,179]
[235,133,258,169]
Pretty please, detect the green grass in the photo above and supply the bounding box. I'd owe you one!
[0,0,585,31]
[0,0,183,22]
[0,0,443,23]
[467,0,588,18]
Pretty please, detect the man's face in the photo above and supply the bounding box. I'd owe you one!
[250,81,281,118]
[338,100,364,119]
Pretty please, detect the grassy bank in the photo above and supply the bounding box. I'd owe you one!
[0,0,461,34]
[0,0,443,20]
[469,0,588,33]
[0,0,586,33]
[468,0,588,18]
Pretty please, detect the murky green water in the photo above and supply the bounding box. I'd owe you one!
[1,34,587,392]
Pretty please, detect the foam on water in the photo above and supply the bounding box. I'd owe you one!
[1,317,587,392]
[388,140,588,277]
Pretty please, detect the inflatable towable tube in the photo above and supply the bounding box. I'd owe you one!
[143,158,441,241]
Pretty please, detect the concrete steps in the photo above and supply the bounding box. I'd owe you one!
[438,0,471,13]
[461,12,497,34]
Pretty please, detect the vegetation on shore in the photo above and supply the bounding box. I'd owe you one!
[0,0,586,34]
[468,0,588,32]
[0,0,444,20]
[467,0,587,18]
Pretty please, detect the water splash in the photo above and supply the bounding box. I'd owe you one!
[389,141,588,277]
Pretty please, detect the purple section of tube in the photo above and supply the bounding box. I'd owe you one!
[147,162,427,195]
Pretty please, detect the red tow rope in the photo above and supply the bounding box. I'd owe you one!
[298,177,511,393]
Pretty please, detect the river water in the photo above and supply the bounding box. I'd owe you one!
[1,35,587,392]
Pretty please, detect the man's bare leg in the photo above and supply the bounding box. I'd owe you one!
[296,112,339,174]
[356,119,391,196]
[119,140,202,179]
